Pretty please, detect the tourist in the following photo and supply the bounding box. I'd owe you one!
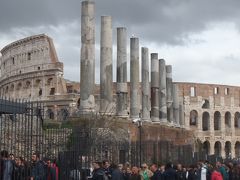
[176,163,186,180]
[163,162,176,180]
[30,152,46,180]
[92,161,106,180]
[46,159,57,180]
[211,167,223,180]
[13,157,26,180]
[103,160,111,180]
[150,164,163,180]
[123,167,132,180]
[111,163,124,180]
[216,161,228,180]
[139,163,153,180]
[130,166,141,180]
[0,150,13,180]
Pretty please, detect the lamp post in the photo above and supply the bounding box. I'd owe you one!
[132,117,142,167]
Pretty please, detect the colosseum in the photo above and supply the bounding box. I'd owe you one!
[1,0,240,161]
[0,34,80,121]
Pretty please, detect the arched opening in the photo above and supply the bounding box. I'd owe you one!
[190,110,198,126]
[214,111,221,130]
[234,112,240,128]
[47,78,53,85]
[5,86,9,94]
[77,98,80,108]
[202,112,210,131]
[10,84,14,91]
[202,99,210,109]
[235,141,240,158]
[58,109,69,121]
[225,112,231,128]
[203,141,210,156]
[35,79,41,87]
[39,88,42,96]
[214,141,222,157]
[46,109,54,120]
[225,141,231,158]
[25,81,31,89]
[16,83,22,90]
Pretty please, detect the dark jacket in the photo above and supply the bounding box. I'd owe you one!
[187,169,198,180]
[92,168,105,180]
[13,165,26,180]
[123,173,131,180]
[176,170,186,180]
[129,174,141,180]
[112,169,124,180]
[163,168,177,180]
[151,170,163,180]
[2,160,13,180]
[31,160,46,180]
[0,159,4,180]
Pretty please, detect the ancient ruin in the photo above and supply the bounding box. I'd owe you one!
[0,0,240,161]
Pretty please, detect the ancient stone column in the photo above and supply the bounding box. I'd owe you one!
[166,65,173,123]
[151,53,160,122]
[141,47,150,121]
[116,27,128,117]
[173,84,180,126]
[100,16,113,114]
[80,0,95,112]
[159,59,167,122]
[130,37,140,118]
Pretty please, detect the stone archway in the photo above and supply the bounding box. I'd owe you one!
[202,112,210,131]
[46,109,54,120]
[214,111,221,130]
[190,110,198,126]
[225,141,231,158]
[235,141,240,158]
[203,141,210,157]
[214,141,222,157]
[234,112,240,128]
[225,112,231,128]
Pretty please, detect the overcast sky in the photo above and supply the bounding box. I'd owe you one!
[1,0,240,85]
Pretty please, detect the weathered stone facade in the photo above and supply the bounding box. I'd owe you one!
[0,34,79,121]
[177,82,240,158]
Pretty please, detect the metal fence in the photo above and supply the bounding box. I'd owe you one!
[0,98,204,179]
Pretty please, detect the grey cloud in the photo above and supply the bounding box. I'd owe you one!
[1,0,240,45]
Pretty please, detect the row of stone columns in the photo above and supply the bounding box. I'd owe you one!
[79,0,181,126]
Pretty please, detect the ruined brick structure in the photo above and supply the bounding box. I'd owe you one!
[177,82,240,158]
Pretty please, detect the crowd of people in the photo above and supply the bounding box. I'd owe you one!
[91,160,240,180]
[0,150,58,180]
[1,149,240,180]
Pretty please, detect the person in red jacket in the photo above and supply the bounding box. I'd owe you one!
[211,167,223,180]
